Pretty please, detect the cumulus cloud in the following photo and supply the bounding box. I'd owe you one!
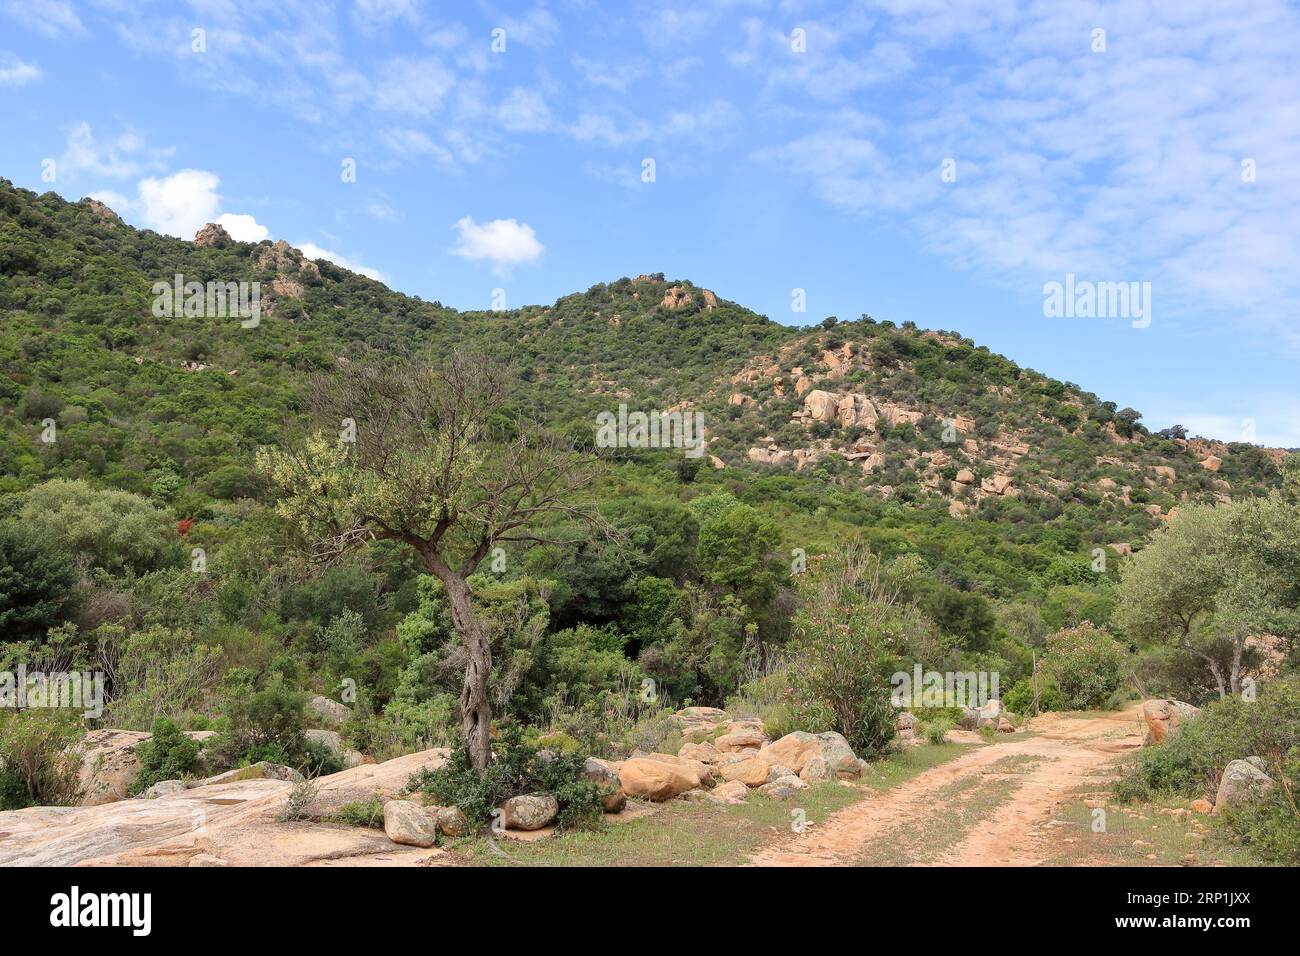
[216,212,270,242]
[296,242,387,283]
[0,53,40,86]
[450,216,544,275]
[137,169,222,239]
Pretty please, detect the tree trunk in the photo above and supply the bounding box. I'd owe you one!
[425,556,493,775]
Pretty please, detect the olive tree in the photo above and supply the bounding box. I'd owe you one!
[258,354,600,773]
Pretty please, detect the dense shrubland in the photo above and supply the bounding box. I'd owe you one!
[1,179,1298,859]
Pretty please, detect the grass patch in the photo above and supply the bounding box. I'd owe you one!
[1041,790,1258,867]
[457,742,968,867]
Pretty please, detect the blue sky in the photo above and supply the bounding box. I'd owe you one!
[3,0,1299,446]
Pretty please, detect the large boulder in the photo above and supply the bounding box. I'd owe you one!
[500,794,559,831]
[383,800,438,847]
[436,805,471,837]
[304,728,364,768]
[618,757,700,802]
[803,390,838,423]
[800,755,834,783]
[714,724,769,753]
[708,780,750,804]
[758,775,807,800]
[1214,759,1275,812]
[815,732,862,778]
[1141,699,1199,745]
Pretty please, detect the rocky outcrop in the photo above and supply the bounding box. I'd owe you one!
[75,729,216,807]
[582,757,626,813]
[803,389,838,423]
[0,746,451,867]
[194,222,232,247]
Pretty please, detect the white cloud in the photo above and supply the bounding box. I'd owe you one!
[373,56,454,115]
[0,0,84,38]
[497,87,551,131]
[297,242,387,283]
[0,53,40,86]
[216,212,270,242]
[59,122,173,181]
[137,169,222,239]
[450,216,543,275]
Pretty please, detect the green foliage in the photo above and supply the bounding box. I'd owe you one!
[1002,675,1064,714]
[337,795,386,828]
[0,710,84,809]
[1042,622,1127,709]
[132,716,201,793]
[0,520,77,642]
[408,724,602,831]
[206,674,308,769]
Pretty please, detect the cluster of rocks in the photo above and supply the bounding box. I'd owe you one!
[1139,698,1277,814]
[584,708,868,810]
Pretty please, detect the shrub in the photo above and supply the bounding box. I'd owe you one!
[205,675,308,770]
[1114,674,1300,863]
[0,522,78,643]
[1002,675,1064,715]
[408,723,602,831]
[925,718,954,744]
[1042,622,1127,709]
[131,716,201,793]
[338,795,385,828]
[0,710,84,809]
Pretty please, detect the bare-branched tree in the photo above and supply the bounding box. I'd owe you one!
[258,352,601,773]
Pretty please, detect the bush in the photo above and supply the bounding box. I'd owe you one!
[131,716,201,793]
[0,522,78,643]
[338,795,386,828]
[1114,674,1300,863]
[408,723,602,832]
[0,710,84,809]
[1042,622,1127,709]
[205,675,308,770]
[1002,675,1064,715]
[925,718,954,744]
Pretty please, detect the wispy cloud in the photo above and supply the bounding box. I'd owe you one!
[0,53,41,86]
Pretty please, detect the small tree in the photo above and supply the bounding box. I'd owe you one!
[258,354,599,773]
[1042,622,1127,709]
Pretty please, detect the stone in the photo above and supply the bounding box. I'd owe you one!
[678,741,720,764]
[500,794,559,831]
[1190,798,1214,814]
[714,726,768,752]
[803,390,838,423]
[618,757,700,802]
[583,757,627,813]
[815,732,862,778]
[435,805,471,837]
[383,800,438,847]
[1141,699,1199,745]
[720,756,770,788]
[1214,760,1274,812]
[896,712,918,732]
[766,764,796,783]
[308,695,352,727]
[708,780,750,804]
[198,762,305,788]
[799,755,834,783]
[305,728,364,768]
[758,776,805,800]
[758,731,821,774]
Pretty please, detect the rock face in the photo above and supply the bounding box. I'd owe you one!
[617,757,700,802]
[194,222,233,247]
[75,729,215,807]
[308,695,352,727]
[0,746,450,867]
[500,794,559,831]
[803,390,838,423]
[383,800,438,847]
[1214,759,1274,812]
[1140,699,1199,745]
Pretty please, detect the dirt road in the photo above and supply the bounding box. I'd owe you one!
[750,706,1145,866]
